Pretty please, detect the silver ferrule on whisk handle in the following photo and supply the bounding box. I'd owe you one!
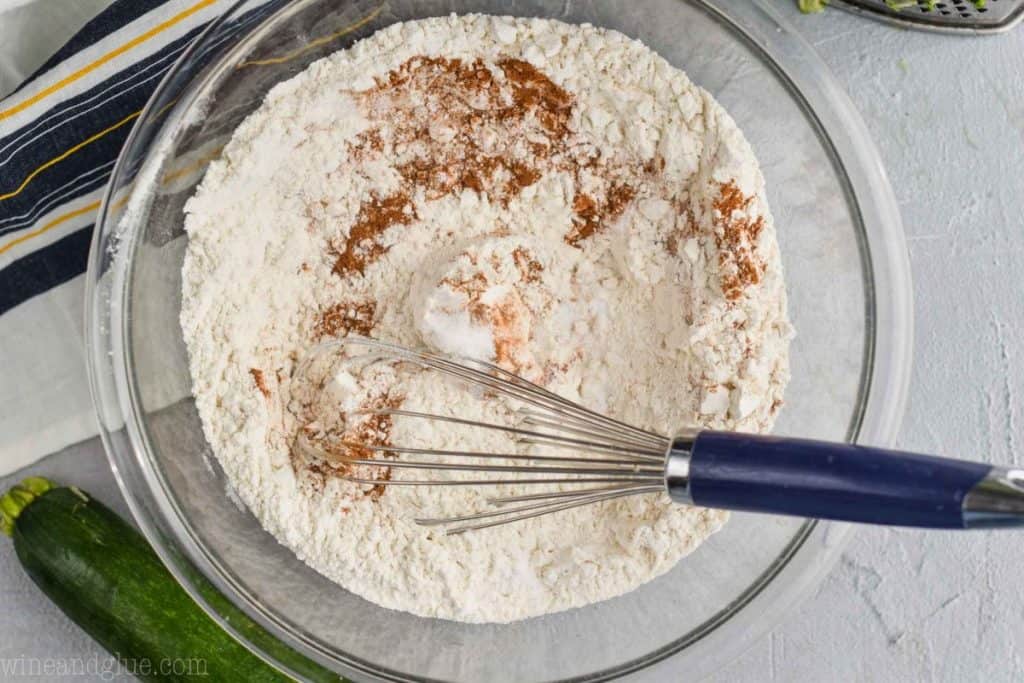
[962,467,1024,529]
[664,431,698,505]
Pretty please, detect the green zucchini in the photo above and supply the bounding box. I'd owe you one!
[1,477,344,682]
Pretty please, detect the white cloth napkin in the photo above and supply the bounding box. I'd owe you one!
[0,276,96,474]
[0,1,114,475]
[0,0,115,98]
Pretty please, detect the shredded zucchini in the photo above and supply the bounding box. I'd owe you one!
[798,0,829,13]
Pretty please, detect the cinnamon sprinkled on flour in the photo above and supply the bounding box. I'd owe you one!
[315,301,376,338]
[511,247,543,283]
[348,56,568,208]
[181,15,791,625]
[249,368,270,398]
[342,396,400,501]
[295,392,402,501]
[713,181,766,301]
[331,193,416,276]
[333,54,654,266]
[566,183,636,246]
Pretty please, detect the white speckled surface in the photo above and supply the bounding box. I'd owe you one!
[709,7,1024,681]
[1,3,1023,680]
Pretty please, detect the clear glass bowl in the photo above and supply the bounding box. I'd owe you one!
[85,1,913,680]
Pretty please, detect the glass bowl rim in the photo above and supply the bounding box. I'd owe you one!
[85,0,914,680]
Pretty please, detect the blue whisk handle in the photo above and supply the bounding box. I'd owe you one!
[665,431,1024,529]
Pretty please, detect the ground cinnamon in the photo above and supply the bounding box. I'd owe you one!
[712,181,765,301]
[333,54,651,267]
[249,368,270,398]
[315,301,376,338]
[511,247,543,283]
[297,393,402,502]
[331,193,416,276]
[566,182,636,246]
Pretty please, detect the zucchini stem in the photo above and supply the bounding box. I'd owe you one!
[1,477,54,536]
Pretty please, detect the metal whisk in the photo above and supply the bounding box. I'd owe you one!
[294,337,1024,534]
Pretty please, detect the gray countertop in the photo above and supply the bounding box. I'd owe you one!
[3,3,1023,681]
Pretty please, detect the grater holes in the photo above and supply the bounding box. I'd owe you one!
[845,0,1022,29]
[948,0,978,16]
[917,0,979,14]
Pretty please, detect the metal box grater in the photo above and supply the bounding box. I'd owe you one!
[828,0,1024,33]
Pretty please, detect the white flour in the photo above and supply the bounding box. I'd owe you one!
[181,14,791,623]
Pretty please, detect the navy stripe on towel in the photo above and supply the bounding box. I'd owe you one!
[8,0,173,98]
[0,0,291,316]
[0,226,92,316]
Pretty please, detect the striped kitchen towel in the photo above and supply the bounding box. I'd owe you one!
[0,0,280,473]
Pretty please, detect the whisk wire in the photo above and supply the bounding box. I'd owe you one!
[421,486,665,535]
[335,337,667,447]
[342,476,662,487]
[487,484,649,504]
[353,408,664,460]
[295,337,671,534]
[517,410,666,451]
[325,454,662,477]
[517,408,667,449]
[336,442,659,468]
